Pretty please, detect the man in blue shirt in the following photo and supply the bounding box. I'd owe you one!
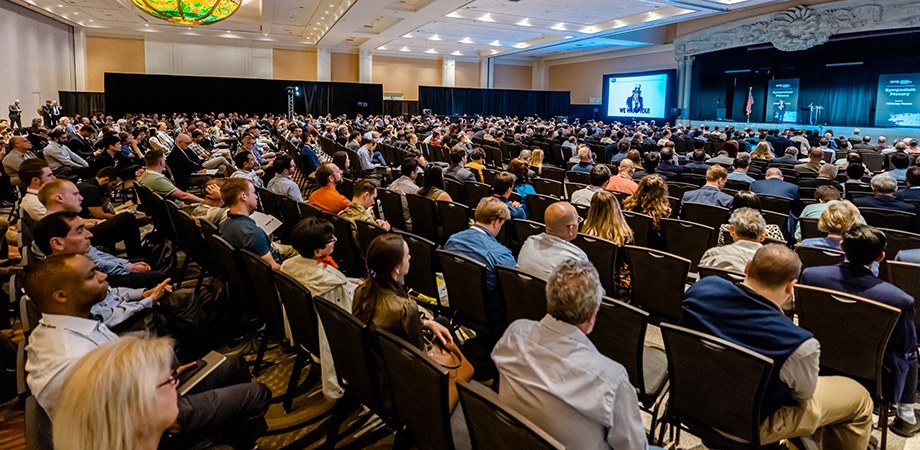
[682,165,733,211]
[219,178,283,269]
[570,146,594,174]
[297,129,321,176]
[609,139,631,164]
[889,152,911,182]
[726,158,756,184]
[896,167,920,201]
[443,196,516,327]
[683,149,710,172]
[751,168,799,201]
[491,171,526,219]
[800,224,919,437]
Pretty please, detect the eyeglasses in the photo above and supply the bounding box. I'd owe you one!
[158,368,180,388]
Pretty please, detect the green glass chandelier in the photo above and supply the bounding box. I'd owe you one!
[132,0,242,25]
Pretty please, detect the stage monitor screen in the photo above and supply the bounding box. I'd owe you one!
[875,73,920,127]
[602,70,674,121]
[765,78,799,123]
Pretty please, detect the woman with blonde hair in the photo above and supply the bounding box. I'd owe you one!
[54,335,179,450]
[531,149,544,176]
[622,174,671,249]
[801,200,862,250]
[583,190,635,297]
[751,141,775,160]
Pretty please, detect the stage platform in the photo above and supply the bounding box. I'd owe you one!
[686,120,920,143]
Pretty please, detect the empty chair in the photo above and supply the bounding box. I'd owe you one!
[572,233,619,296]
[438,200,471,240]
[497,266,548,324]
[297,201,323,220]
[407,193,442,243]
[623,245,690,323]
[794,244,845,270]
[794,285,901,449]
[880,228,920,279]
[437,250,496,332]
[256,186,281,221]
[666,182,698,200]
[887,260,920,332]
[444,178,467,206]
[661,218,714,273]
[376,329,463,450]
[758,195,793,215]
[238,249,287,374]
[273,270,321,412]
[540,166,566,183]
[377,188,408,231]
[275,195,303,239]
[659,323,774,449]
[534,178,564,198]
[458,381,565,450]
[527,193,557,224]
[565,171,591,185]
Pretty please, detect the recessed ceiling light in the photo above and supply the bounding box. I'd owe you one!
[489,40,500,46]
[425,48,437,54]
[480,13,493,22]
[399,46,410,52]
[452,50,462,56]
[377,45,387,50]
[57,4,62,6]
[325,10,329,13]
[73,12,77,14]
[320,16,324,19]
[88,19,93,22]
[429,34,441,41]
[264,33,268,35]
[226,30,230,33]
[144,23,149,26]
[517,18,530,26]
[459,37,473,44]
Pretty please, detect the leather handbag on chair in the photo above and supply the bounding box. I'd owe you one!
[426,337,474,411]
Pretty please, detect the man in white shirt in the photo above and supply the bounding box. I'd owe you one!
[389,158,421,229]
[43,129,89,178]
[19,159,55,222]
[699,208,767,273]
[517,201,588,279]
[493,258,652,450]
[24,253,272,449]
[267,154,303,202]
[570,165,611,207]
[231,151,265,188]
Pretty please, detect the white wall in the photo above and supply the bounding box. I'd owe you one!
[145,38,272,79]
[0,0,75,125]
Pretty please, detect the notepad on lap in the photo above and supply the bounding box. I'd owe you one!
[177,351,227,396]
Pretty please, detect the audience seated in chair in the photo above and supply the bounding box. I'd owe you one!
[570,146,594,174]
[443,197,516,326]
[137,150,205,206]
[750,168,799,201]
[852,173,916,213]
[681,165,733,210]
[716,191,784,245]
[570,164,611,207]
[491,171,526,219]
[795,148,825,177]
[493,258,655,450]
[896,167,920,202]
[389,158,420,229]
[801,200,862,251]
[701,207,767,273]
[24,254,271,450]
[219,178,295,270]
[889,152,911,182]
[582,190,634,298]
[230,151,264,188]
[605,159,638,194]
[770,146,800,167]
[338,179,391,239]
[19,158,54,222]
[308,162,350,214]
[622,175,671,250]
[445,146,477,184]
[266,154,303,202]
[800,224,919,437]
[186,177,229,225]
[680,245,874,449]
[799,163,842,190]
[44,128,90,178]
[465,147,486,182]
[3,136,37,187]
[727,157,756,184]
[609,138,631,164]
[517,201,588,279]
[683,149,710,171]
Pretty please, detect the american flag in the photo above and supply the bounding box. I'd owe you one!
[745,89,754,115]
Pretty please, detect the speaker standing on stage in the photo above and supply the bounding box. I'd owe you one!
[8,100,21,129]
[776,100,786,123]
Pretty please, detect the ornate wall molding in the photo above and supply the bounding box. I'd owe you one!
[675,0,920,57]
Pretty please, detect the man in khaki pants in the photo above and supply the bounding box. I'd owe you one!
[680,244,873,449]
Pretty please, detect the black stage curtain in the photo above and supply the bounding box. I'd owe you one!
[691,28,920,127]
[104,73,383,118]
[59,91,105,119]
[419,86,570,119]
[383,100,418,117]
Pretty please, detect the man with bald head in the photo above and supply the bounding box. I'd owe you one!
[605,159,638,194]
[681,245,873,448]
[3,135,37,186]
[517,201,588,280]
[750,167,799,201]
[167,132,211,190]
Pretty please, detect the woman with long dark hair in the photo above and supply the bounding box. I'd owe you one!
[417,164,452,202]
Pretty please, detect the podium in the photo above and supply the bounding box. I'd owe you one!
[716,107,726,121]
[807,105,824,125]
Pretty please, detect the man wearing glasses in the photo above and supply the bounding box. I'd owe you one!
[517,201,588,280]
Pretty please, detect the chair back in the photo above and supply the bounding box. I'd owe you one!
[533,178,564,198]
[681,173,707,186]
[589,299,651,395]
[377,188,407,231]
[565,171,590,185]
[437,250,494,332]
[327,213,364,272]
[799,217,821,240]
[457,381,565,450]
[794,244,845,270]
[256,186,281,220]
[314,297,393,420]
[170,207,209,272]
[510,219,545,256]
[572,233,619,296]
[666,182,697,200]
[273,269,320,356]
[698,266,746,283]
[683,202,730,240]
[887,260,920,334]
[794,285,900,399]
[275,195,303,237]
[297,201,323,220]
[879,228,920,279]
[206,235,254,311]
[497,266,548,324]
[376,330,455,450]
[25,396,53,450]
[527,193,557,224]
[859,207,915,231]
[354,220,389,255]
[660,324,773,449]
[407,193,441,243]
[539,166,565,183]
[438,200,470,240]
[759,195,792,215]
[622,211,651,247]
[661,218,713,272]
[395,230,442,303]
[443,178,467,206]
[238,249,286,338]
[624,245,690,323]
[465,182,492,209]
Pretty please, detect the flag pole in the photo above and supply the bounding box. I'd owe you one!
[746,86,752,123]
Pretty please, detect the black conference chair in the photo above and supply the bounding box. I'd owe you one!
[794,244,845,271]
[539,166,566,183]
[623,211,652,247]
[377,188,408,231]
[533,178,564,198]
[444,178,467,206]
[887,260,920,333]
[25,396,53,450]
[759,195,793,215]
[698,265,746,283]
[407,193,442,244]
[497,266,548,324]
[437,250,496,333]
[256,186,281,221]
[297,201,323,220]
[510,219,545,257]
[238,249,287,375]
[659,323,774,449]
[458,381,565,450]
[859,207,914,231]
[794,285,901,449]
[661,218,713,273]
[799,217,821,240]
[275,195,303,240]
[314,297,401,450]
[394,230,443,308]
[377,329,459,450]
[438,200,470,241]
[683,202,730,244]
[565,171,591,185]
[879,228,920,280]
[355,220,389,255]
[465,182,492,209]
[624,245,690,323]
[273,270,322,412]
[572,233,619,296]
[527,193,557,224]
[326,213,364,275]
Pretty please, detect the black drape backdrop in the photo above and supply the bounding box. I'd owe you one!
[419,86,570,118]
[691,28,920,127]
[104,73,383,118]
[59,91,105,119]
